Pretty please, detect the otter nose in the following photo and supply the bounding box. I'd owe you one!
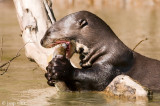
[40,39,44,46]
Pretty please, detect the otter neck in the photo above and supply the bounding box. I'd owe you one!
[105,34,134,73]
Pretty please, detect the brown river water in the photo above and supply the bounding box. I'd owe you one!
[0,0,160,106]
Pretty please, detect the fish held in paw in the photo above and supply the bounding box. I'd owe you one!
[46,41,76,91]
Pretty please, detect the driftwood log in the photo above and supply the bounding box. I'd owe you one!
[13,0,56,71]
[103,75,150,100]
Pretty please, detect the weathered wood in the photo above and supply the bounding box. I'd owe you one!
[103,75,150,100]
[13,0,56,71]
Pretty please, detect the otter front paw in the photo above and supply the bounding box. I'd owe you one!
[45,55,74,85]
[45,60,56,86]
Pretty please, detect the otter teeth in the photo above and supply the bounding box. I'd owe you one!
[62,43,67,49]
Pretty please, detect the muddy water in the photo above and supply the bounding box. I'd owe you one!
[0,0,160,106]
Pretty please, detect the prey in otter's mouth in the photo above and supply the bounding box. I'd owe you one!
[41,38,76,59]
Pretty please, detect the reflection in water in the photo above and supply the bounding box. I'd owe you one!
[0,0,160,105]
[49,92,107,106]
[49,91,159,106]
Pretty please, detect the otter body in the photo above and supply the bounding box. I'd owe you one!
[41,11,160,91]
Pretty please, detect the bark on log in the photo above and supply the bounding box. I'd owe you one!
[103,75,150,100]
[13,0,56,71]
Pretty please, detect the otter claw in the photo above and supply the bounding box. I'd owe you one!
[80,61,92,68]
[47,80,55,86]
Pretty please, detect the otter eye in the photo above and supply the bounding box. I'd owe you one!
[77,19,88,28]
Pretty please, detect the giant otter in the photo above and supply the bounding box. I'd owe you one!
[41,11,160,91]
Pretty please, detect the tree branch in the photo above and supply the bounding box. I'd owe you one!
[0,42,35,75]
[0,35,3,62]
[133,38,148,51]
[43,0,56,24]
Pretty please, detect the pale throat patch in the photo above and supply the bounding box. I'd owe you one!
[76,42,89,54]
[70,42,90,68]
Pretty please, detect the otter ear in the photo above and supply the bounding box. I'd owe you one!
[77,19,88,28]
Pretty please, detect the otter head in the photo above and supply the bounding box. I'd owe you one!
[41,11,114,57]
[41,11,133,69]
